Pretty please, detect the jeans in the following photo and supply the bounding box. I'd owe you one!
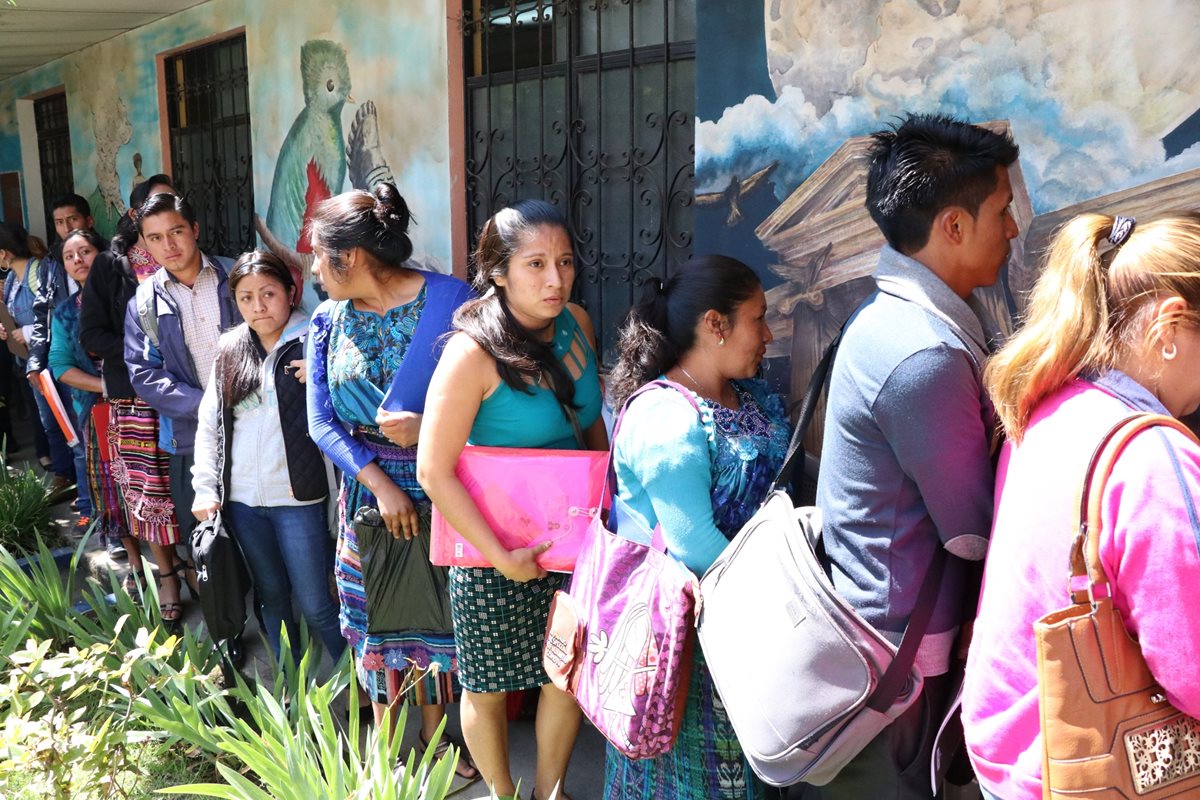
[31,377,74,478]
[225,501,345,662]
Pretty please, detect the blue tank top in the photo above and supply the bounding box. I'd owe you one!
[468,309,602,450]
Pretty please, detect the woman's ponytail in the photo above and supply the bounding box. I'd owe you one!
[608,285,677,410]
[987,212,1200,440]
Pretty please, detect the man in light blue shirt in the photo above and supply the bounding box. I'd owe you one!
[806,114,1019,799]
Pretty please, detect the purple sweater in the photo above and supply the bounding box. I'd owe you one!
[963,375,1200,799]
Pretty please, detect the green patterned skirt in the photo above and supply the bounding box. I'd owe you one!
[448,566,564,693]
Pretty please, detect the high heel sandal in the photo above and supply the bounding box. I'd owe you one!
[416,730,481,785]
[157,562,196,626]
[165,561,200,600]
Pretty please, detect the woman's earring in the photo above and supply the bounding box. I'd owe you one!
[718,336,726,347]
[1163,341,1178,361]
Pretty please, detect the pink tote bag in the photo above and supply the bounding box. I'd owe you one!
[429,445,607,572]
[542,381,702,759]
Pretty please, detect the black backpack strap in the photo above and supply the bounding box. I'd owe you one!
[774,329,843,490]
[867,546,948,711]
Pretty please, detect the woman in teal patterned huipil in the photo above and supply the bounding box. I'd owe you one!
[603,255,787,800]
[306,183,479,784]
[419,200,607,800]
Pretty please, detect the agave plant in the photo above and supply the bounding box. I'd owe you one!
[156,645,462,799]
[0,443,57,553]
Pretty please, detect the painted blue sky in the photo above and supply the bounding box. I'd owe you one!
[696,0,1200,215]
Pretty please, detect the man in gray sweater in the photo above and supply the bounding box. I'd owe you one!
[806,114,1019,799]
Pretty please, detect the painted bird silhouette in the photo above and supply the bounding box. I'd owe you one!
[265,39,352,268]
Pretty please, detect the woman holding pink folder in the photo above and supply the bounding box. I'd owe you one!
[419,200,607,800]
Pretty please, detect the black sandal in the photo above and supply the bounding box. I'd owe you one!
[418,730,480,783]
[121,570,146,598]
[165,561,199,600]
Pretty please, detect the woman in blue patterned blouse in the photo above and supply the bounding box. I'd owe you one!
[305,182,479,783]
[604,254,788,800]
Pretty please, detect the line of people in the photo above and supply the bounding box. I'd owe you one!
[5,111,1199,800]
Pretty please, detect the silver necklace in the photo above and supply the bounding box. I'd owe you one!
[677,365,706,395]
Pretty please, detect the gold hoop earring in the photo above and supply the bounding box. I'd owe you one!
[1163,342,1178,360]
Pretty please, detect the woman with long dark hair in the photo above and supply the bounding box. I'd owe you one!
[603,255,785,800]
[191,251,343,663]
[48,229,128,557]
[306,182,479,782]
[79,174,189,618]
[418,199,607,800]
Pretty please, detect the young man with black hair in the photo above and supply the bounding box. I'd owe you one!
[805,114,1019,798]
[124,193,239,628]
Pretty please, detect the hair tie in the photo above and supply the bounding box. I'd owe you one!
[1108,215,1136,247]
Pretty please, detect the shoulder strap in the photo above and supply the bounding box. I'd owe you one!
[866,545,947,711]
[775,329,843,489]
[1068,413,1198,605]
[135,279,159,349]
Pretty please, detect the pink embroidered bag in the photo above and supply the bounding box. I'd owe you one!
[542,381,702,759]
[429,445,607,572]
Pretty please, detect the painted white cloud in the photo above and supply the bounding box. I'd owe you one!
[700,0,1200,214]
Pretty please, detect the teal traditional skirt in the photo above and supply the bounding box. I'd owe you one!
[603,645,767,799]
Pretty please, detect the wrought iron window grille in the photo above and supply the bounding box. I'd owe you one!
[164,34,255,259]
[463,0,695,362]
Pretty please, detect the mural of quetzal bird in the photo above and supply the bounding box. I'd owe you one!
[257,39,448,302]
[264,39,351,306]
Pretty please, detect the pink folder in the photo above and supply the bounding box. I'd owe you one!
[430,445,608,573]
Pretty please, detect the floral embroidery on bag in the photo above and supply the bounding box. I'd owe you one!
[1125,713,1200,793]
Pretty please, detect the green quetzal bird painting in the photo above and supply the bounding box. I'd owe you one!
[266,41,351,284]
[259,38,403,305]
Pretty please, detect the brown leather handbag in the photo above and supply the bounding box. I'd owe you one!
[1035,413,1200,799]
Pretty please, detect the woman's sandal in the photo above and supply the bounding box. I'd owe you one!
[418,730,481,784]
[157,563,193,626]
[121,569,146,597]
[166,561,200,600]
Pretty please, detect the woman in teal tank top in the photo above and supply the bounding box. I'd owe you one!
[419,200,606,800]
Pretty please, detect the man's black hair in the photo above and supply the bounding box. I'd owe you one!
[136,192,197,234]
[50,193,92,218]
[865,113,1019,255]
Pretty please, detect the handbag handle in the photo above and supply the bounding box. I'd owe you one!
[1069,413,1198,605]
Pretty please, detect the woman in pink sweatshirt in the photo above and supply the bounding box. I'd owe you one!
[962,212,1200,800]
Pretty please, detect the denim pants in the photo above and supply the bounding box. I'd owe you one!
[35,380,93,517]
[225,501,345,662]
[31,378,75,478]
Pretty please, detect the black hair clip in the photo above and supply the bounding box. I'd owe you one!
[1108,215,1136,247]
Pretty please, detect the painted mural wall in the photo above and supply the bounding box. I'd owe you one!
[695,0,1200,412]
[0,0,453,288]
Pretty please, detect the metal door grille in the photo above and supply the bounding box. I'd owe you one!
[463,0,696,361]
[34,92,73,238]
[165,34,254,257]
